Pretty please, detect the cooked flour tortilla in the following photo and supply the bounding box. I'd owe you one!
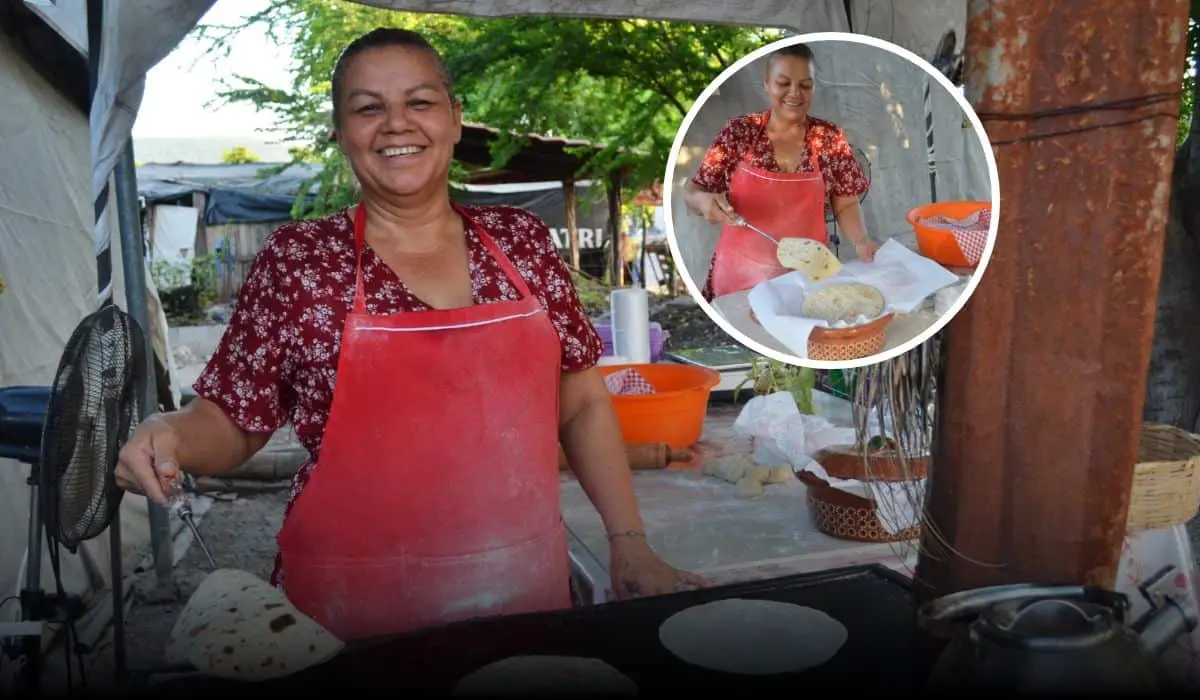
[165,568,344,682]
[658,599,848,675]
[801,283,886,324]
[453,656,638,696]
[776,238,843,282]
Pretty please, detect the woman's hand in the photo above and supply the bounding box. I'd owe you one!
[854,239,879,262]
[699,192,739,226]
[608,535,709,599]
[114,413,184,507]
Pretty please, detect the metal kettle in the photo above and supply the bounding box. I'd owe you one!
[917,567,1197,693]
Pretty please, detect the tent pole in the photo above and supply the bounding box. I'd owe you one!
[85,0,130,687]
[914,0,1191,601]
[113,142,173,589]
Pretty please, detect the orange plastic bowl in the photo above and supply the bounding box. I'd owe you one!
[906,200,992,269]
[599,363,721,449]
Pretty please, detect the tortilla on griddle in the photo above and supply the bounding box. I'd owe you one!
[801,283,886,324]
[658,599,847,675]
[165,568,344,682]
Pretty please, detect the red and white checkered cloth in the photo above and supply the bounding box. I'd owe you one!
[604,368,656,396]
[920,208,992,266]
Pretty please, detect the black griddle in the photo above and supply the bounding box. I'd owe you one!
[155,563,924,694]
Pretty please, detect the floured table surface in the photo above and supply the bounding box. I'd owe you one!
[559,403,914,581]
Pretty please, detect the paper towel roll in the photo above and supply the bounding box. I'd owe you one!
[610,288,651,364]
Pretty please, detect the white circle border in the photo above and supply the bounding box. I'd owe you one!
[661,31,1000,370]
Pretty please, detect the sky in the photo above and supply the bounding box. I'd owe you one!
[131,0,294,139]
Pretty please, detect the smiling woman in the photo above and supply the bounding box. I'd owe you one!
[682,43,876,301]
[114,27,705,643]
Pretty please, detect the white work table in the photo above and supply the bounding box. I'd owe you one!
[559,400,916,600]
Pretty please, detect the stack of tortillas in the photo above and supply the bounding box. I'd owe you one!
[164,568,345,682]
[776,238,842,282]
[801,284,886,325]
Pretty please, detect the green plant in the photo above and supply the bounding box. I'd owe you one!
[152,254,219,323]
[734,357,816,414]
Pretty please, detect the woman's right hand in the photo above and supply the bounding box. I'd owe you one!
[115,413,182,507]
[701,192,739,226]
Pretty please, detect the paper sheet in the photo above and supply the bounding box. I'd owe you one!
[746,239,960,359]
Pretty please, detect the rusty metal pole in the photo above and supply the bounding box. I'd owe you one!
[914,0,1191,604]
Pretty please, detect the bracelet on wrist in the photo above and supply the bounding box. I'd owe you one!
[606,529,646,542]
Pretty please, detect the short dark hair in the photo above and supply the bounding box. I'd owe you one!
[765,42,815,75]
[330,28,455,128]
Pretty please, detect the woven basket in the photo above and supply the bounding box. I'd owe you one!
[796,471,921,543]
[1126,423,1200,531]
[748,310,894,362]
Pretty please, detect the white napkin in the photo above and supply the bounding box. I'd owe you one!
[747,239,960,359]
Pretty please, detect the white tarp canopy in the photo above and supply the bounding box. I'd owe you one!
[671,38,989,280]
[0,31,171,626]
[3,0,964,641]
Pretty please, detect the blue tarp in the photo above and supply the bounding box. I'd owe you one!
[137,162,321,225]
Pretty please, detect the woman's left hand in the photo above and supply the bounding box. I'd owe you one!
[608,535,709,599]
[854,239,880,262]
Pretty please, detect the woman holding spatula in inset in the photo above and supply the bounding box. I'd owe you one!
[113,27,705,644]
[684,43,879,302]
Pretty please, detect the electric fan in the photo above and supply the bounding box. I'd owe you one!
[0,304,148,692]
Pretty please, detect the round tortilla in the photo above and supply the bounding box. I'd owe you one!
[801,283,886,324]
[776,238,843,282]
[165,568,344,682]
[452,656,637,696]
[658,599,847,675]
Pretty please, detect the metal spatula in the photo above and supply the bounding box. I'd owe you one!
[163,474,218,569]
[729,211,779,245]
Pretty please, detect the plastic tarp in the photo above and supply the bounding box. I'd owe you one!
[138,162,322,224]
[0,34,166,619]
[452,181,613,276]
[670,38,987,280]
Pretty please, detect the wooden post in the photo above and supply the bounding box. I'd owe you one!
[563,179,580,271]
[915,0,1191,602]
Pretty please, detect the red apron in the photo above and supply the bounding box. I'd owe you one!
[276,204,572,641]
[708,133,829,298]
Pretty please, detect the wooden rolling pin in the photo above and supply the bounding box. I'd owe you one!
[558,443,694,471]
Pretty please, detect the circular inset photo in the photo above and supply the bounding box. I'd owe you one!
[663,32,998,369]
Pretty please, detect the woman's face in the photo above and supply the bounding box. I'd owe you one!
[335,45,462,200]
[764,56,814,123]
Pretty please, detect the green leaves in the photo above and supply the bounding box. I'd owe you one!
[194,0,782,218]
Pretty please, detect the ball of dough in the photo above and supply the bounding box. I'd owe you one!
[452,656,637,696]
[703,454,754,484]
[765,465,793,484]
[744,465,773,484]
[734,475,766,499]
[801,284,886,324]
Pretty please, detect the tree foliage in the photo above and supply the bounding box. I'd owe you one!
[196,1,781,218]
[221,145,261,164]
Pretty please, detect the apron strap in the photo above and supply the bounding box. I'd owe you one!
[451,204,536,300]
[351,203,537,315]
[352,204,369,314]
